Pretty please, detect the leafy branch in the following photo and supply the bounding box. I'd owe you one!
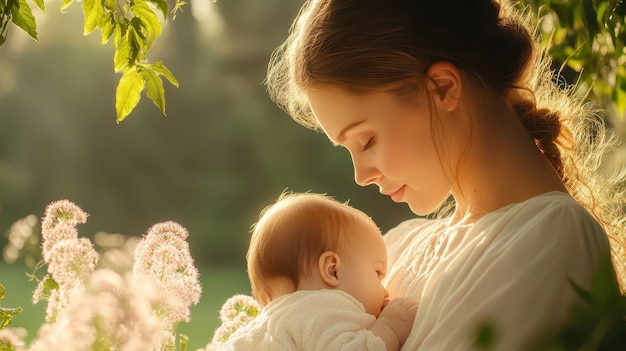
[0,0,186,122]
[0,0,43,45]
[516,0,626,118]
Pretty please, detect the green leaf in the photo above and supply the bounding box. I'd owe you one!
[127,25,143,61]
[104,0,117,11]
[550,1,574,29]
[114,27,132,71]
[616,0,626,17]
[0,284,23,329]
[171,0,186,19]
[140,67,166,114]
[130,1,161,49]
[596,0,607,24]
[473,322,496,349]
[614,67,626,115]
[10,0,38,41]
[32,0,45,12]
[589,256,621,308]
[60,0,74,13]
[151,61,179,87]
[42,275,59,293]
[83,0,105,35]
[0,306,23,329]
[569,277,595,305]
[178,333,189,351]
[149,0,168,18]
[82,0,95,33]
[116,67,145,122]
[100,13,115,44]
[582,0,600,42]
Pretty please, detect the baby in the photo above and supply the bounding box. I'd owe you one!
[221,192,419,351]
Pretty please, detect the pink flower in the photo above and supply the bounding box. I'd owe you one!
[133,221,202,346]
[47,238,99,285]
[218,294,261,323]
[212,313,256,343]
[29,269,165,351]
[40,200,88,261]
[41,200,88,236]
[204,294,261,348]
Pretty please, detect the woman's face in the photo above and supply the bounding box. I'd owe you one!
[308,86,451,215]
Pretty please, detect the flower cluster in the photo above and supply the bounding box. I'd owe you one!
[199,294,261,351]
[19,199,202,351]
[32,200,99,322]
[28,269,164,351]
[133,221,202,348]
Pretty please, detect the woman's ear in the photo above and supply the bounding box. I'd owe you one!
[318,251,341,287]
[426,61,462,112]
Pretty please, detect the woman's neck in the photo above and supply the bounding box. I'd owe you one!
[449,100,567,224]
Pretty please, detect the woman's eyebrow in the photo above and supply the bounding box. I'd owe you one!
[335,120,366,144]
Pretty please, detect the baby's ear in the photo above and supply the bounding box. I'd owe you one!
[318,251,340,287]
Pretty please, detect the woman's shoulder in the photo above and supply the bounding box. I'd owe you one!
[479,191,610,255]
[485,191,602,230]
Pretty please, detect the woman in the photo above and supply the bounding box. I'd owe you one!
[265,0,626,349]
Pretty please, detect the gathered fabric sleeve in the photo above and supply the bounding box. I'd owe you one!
[384,192,612,350]
[222,290,386,351]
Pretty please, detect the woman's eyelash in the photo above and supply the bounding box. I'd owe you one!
[362,137,374,151]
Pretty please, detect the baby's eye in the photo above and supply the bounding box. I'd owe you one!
[362,137,375,151]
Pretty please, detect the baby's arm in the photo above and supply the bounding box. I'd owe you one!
[368,297,419,351]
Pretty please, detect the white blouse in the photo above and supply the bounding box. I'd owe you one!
[383,191,611,350]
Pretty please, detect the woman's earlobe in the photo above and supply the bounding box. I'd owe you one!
[318,251,341,287]
[427,61,462,112]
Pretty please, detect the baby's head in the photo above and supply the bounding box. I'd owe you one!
[247,192,388,316]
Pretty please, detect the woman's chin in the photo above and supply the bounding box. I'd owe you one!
[406,195,450,216]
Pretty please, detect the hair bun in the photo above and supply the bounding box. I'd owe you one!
[514,100,565,178]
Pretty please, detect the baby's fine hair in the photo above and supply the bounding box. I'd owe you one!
[266,0,626,290]
[247,192,378,305]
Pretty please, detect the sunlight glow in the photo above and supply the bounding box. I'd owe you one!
[190,0,225,38]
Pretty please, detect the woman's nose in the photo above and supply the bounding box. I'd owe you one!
[352,156,380,186]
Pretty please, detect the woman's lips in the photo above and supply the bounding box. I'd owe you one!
[389,185,406,202]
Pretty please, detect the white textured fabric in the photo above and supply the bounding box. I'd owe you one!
[221,289,386,351]
[384,191,611,351]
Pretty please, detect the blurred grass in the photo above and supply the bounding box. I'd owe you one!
[0,262,251,350]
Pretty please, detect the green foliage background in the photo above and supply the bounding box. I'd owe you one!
[0,0,415,268]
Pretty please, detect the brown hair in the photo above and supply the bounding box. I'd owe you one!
[247,192,378,305]
[266,0,626,289]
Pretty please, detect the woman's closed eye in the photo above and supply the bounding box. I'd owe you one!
[362,137,375,151]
